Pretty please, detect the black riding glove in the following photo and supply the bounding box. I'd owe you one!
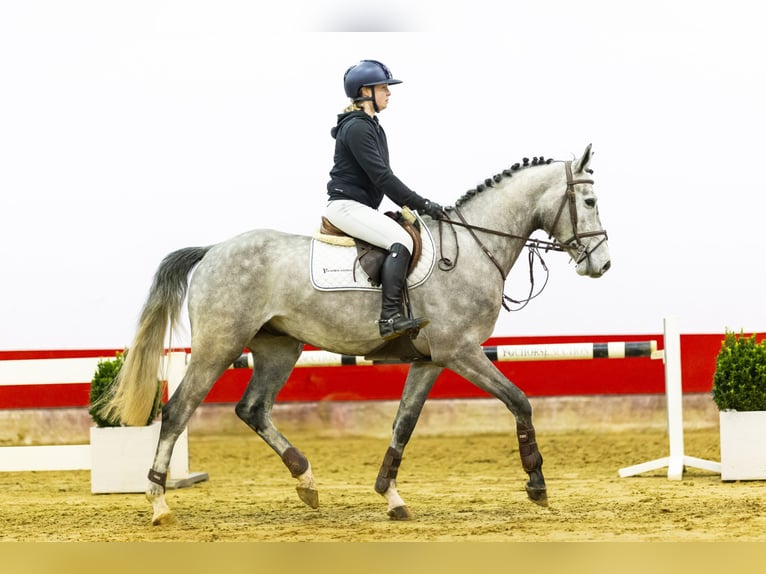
[419,200,445,220]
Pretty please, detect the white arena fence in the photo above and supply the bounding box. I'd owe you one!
[0,316,721,480]
[0,352,191,479]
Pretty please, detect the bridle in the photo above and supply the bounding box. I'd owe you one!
[548,160,609,266]
[436,160,609,311]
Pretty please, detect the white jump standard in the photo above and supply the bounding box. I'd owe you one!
[618,316,721,480]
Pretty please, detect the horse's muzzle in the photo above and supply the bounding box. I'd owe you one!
[577,256,611,278]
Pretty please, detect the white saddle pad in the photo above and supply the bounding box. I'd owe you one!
[310,218,436,292]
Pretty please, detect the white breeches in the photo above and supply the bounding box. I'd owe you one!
[325,200,413,253]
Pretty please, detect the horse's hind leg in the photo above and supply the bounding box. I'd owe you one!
[234,334,319,509]
[148,357,236,525]
[375,362,442,520]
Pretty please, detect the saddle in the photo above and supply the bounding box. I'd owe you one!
[317,208,423,286]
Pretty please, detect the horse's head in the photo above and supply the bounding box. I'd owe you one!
[543,144,611,278]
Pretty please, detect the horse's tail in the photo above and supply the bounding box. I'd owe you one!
[96,246,211,426]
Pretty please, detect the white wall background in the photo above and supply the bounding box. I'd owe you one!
[1,1,763,350]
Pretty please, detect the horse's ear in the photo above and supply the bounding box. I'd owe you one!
[574,143,593,174]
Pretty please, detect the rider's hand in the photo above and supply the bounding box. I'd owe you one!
[420,200,445,220]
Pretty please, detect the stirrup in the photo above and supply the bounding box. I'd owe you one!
[378,314,430,341]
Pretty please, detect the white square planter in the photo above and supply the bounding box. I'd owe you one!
[720,410,766,481]
[90,422,161,493]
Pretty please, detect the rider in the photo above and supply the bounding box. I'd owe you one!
[325,59,445,341]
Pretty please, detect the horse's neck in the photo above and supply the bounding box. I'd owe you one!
[452,168,557,272]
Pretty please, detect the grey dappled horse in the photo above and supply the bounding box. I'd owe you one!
[100,144,610,525]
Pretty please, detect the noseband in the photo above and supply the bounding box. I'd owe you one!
[436,160,609,310]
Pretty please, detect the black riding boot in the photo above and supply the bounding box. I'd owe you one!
[378,243,429,340]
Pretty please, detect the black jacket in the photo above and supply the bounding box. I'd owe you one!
[326,111,427,211]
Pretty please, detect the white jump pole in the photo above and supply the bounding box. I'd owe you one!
[618,316,721,480]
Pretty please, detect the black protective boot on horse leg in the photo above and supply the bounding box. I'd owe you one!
[517,420,548,507]
[378,242,429,340]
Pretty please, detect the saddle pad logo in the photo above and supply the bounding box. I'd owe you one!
[310,221,436,292]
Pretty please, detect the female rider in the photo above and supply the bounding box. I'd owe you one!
[325,59,444,340]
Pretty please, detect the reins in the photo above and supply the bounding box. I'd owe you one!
[437,212,556,311]
[435,160,608,311]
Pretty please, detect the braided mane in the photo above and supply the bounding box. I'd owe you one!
[448,156,555,210]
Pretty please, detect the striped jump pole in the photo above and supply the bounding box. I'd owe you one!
[229,340,659,369]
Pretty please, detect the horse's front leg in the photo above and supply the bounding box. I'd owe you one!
[445,346,548,507]
[375,361,442,520]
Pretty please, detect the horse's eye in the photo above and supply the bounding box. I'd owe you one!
[584,198,596,208]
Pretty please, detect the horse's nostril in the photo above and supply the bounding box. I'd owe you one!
[602,261,612,273]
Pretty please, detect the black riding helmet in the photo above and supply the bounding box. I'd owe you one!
[343,60,402,112]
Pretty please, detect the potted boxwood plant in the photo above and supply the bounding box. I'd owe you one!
[88,352,164,493]
[712,330,766,481]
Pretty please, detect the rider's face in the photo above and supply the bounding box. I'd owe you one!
[374,84,391,111]
[361,84,391,112]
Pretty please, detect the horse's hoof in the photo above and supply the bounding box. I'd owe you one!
[151,510,176,526]
[296,486,319,509]
[387,505,413,521]
[526,486,548,507]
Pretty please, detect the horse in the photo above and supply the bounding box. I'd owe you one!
[98,143,610,525]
